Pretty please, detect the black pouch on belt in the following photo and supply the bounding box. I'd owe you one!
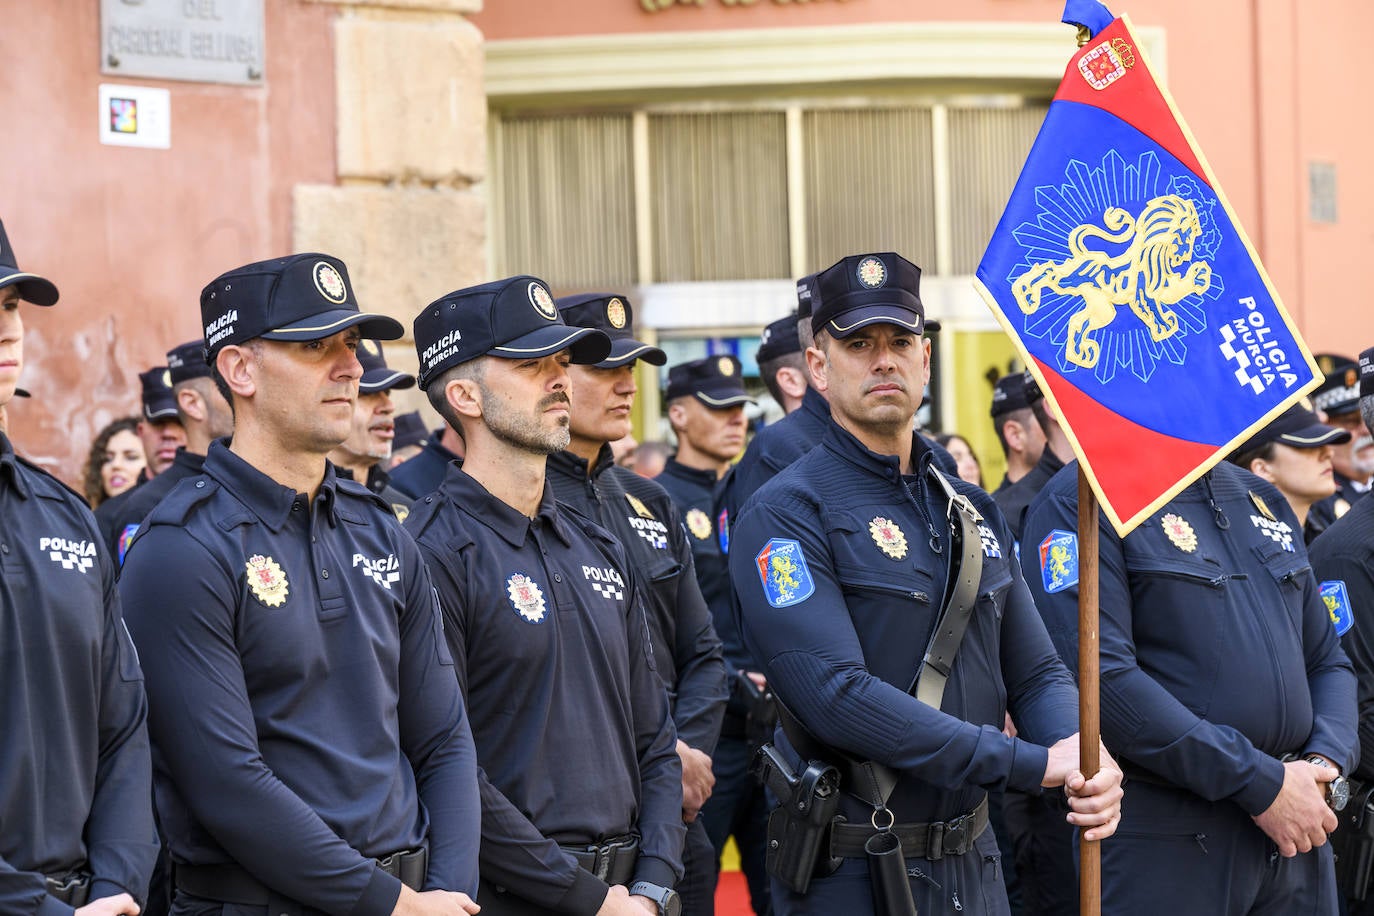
[865,830,917,916]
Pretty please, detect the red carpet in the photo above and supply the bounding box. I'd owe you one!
[714,870,756,916]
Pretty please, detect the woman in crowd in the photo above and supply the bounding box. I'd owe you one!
[83,416,146,507]
[936,431,983,488]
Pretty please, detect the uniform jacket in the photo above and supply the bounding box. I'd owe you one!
[993,447,1064,544]
[1022,460,1357,816]
[0,431,156,916]
[548,447,727,754]
[96,448,205,563]
[120,442,480,916]
[388,431,461,500]
[730,421,1079,825]
[404,466,685,915]
[1307,471,1370,543]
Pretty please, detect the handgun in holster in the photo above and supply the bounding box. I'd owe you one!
[733,671,779,752]
[752,742,843,894]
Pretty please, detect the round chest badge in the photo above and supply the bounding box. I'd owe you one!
[607,298,627,329]
[528,283,557,320]
[718,357,735,377]
[856,256,888,289]
[314,262,348,304]
[686,508,712,540]
[869,517,908,559]
[245,554,290,607]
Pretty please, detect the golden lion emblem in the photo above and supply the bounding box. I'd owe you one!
[1047,544,1072,586]
[1012,195,1213,370]
[771,554,801,597]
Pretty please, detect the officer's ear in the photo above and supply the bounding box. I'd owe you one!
[444,375,483,421]
[217,345,258,400]
[921,337,933,387]
[805,344,829,395]
[776,365,808,402]
[176,385,206,424]
[1248,457,1278,485]
[666,399,687,434]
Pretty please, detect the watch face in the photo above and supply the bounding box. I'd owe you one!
[663,891,682,916]
[1331,776,1351,812]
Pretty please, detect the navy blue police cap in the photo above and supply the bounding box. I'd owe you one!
[1312,353,1361,417]
[795,273,820,320]
[756,313,802,363]
[811,252,924,339]
[166,339,211,385]
[1360,347,1374,399]
[1233,404,1351,457]
[393,411,429,452]
[0,219,57,306]
[139,367,179,422]
[413,275,611,391]
[555,293,666,368]
[991,372,1033,418]
[356,339,415,394]
[666,355,755,409]
[200,253,402,361]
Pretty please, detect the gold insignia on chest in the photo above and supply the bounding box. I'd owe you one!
[626,493,655,519]
[869,517,908,559]
[245,554,289,607]
[1160,514,1197,553]
[686,508,712,540]
[1248,491,1276,522]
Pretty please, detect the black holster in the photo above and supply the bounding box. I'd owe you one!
[1333,778,1374,900]
[733,671,779,752]
[865,831,917,916]
[753,743,842,894]
[45,873,91,907]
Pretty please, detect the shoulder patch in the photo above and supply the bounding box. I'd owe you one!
[754,538,815,608]
[1320,580,1355,637]
[117,523,140,566]
[1038,529,1079,594]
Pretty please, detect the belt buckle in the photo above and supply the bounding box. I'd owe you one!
[926,822,945,861]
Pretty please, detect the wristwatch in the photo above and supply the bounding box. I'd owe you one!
[628,881,682,916]
[1306,754,1350,812]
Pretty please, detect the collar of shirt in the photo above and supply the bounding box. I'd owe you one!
[548,443,616,483]
[820,419,934,482]
[203,438,342,532]
[0,431,30,499]
[425,433,462,463]
[800,385,830,424]
[437,462,574,549]
[661,457,718,489]
[1038,446,1065,478]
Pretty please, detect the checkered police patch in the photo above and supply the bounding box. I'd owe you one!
[41,536,96,574]
[582,564,625,601]
[755,538,815,608]
[1321,580,1355,637]
[1249,514,1294,553]
[1038,530,1078,594]
[978,524,1003,559]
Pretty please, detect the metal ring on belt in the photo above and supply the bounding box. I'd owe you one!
[829,797,989,862]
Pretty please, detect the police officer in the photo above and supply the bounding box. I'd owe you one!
[1310,346,1374,915]
[731,252,1122,916]
[134,367,187,480]
[1308,354,1373,540]
[993,377,1074,543]
[549,293,728,916]
[390,412,429,469]
[97,339,235,562]
[118,253,481,916]
[756,313,807,416]
[0,218,158,916]
[655,356,771,913]
[405,276,685,916]
[989,372,1045,493]
[1227,404,1351,535]
[327,340,415,518]
[1023,428,1357,914]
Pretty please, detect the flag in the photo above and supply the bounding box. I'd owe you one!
[975,7,1322,535]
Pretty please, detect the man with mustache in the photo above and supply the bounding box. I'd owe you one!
[405,276,686,916]
[1308,354,1374,541]
[134,367,187,480]
[328,340,416,519]
[0,218,158,916]
[119,253,481,916]
[547,294,727,916]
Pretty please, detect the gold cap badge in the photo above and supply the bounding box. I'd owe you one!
[607,298,627,329]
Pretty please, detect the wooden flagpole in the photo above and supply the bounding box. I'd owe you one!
[1077,466,1101,916]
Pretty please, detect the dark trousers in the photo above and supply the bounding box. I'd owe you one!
[771,826,1009,916]
[700,735,771,914]
[474,881,548,916]
[1006,791,1078,915]
[681,817,716,916]
[1099,783,1337,915]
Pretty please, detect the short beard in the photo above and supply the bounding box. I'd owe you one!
[483,381,571,455]
[1352,433,1374,477]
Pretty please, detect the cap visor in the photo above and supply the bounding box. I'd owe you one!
[261,310,404,343]
[144,405,180,421]
[694,391,755,409]
[360,369,417,393]
[826,305,923,339]
[1280,424,1353,448]
[0,272,58,306]
[492,326,612,365]
[600,338,667,368]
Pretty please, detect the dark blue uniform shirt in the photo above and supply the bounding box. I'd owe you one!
[96,448,205,563]
[1307,471,1369,543]
[731,422,1078,825]
[119,441,480,916]
[388,432,460,500]
[725,387,832,520]
[0,431,157,916]
[1022,461,1357,814]
[404,465,685,915]
[548,447,727,754]
[1310,493,1374,780]
[993,448,1064,544]
[654,458,747,674]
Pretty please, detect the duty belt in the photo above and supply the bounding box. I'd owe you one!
[176,847,427,906]
[45,873,91,907]
[559,835,638,886]
[829,798,989,862]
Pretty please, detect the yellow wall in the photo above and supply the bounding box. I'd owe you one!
[943,330,1023,491]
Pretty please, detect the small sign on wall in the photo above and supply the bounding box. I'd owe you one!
[99,84,171,149]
